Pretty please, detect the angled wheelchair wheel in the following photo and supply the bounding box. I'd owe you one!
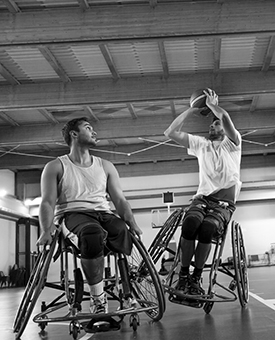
[13,230,59,339]
[203,301,214,314]
[148,209,184,265]
[127,234,166,321]
[231,221,249,307]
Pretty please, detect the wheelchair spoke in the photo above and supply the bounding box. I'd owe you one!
[126,234,165,321]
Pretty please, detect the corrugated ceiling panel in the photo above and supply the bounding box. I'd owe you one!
[95,103,130,119]
[108,42,162,75]
[107,43,141,75]
[256,94,275,109]
[52,45,111,78]
[164,39,213,72]
[40,0,78,6]
[13,0,78,9]
[196,39,215,70]
[4,109,51,125]
[220,37,257,69]
[165,40,196,71]
[49,46,86,78]
[4,48,59,81]
[0,50,32,82]
[89,0,144,4]
[251,37,270,67]
[0,0,145,10]
[271,49,275,67]
[0,74,7,83]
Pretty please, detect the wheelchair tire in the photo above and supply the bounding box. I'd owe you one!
[13,231,59,339]
[231,221,249,308]
[203,301,214,314]
[148,209,184,265]
[127,234,166,321]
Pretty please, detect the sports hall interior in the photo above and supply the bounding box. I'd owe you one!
[0,1,275,340]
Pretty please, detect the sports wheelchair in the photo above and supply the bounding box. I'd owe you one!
[13,223,165,339]
[148,208,249,314]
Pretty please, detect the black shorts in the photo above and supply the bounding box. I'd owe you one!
[64,211,132,255]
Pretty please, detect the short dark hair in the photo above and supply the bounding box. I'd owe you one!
[212,115,220,123]
[61,117,89,146]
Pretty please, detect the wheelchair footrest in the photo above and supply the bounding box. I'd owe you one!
[83,316,121,333]
[168,294,203,309]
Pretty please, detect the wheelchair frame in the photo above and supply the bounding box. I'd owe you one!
[13,225,165,339]
[148,208,249,314]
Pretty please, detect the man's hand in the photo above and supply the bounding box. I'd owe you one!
[36,230,53,247]
[130,223,143,237]
[204,89,219,107]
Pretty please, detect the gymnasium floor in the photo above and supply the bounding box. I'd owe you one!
[1,266,275,340]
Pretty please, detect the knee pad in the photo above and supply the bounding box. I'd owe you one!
[79,226,107,259]
[198,212,224,243]
[181,207,205,240]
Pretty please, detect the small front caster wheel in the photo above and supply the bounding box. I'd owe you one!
[203,301,214,314]
[229,279,237,291]
[129,313,140,332]
[69,321,80,340]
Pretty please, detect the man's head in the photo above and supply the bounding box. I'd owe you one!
[62,117,96,146]
[208,117,224,141]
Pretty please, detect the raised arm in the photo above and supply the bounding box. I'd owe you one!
[205,89,240,146]
[164,107,203,148]
[103,160,142,236]
[36,159,61,246]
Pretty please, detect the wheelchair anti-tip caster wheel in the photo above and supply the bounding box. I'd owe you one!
[203,301,214,314]
[129,313,140,331]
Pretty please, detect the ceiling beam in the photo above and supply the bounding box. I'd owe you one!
[213,38,221,73]
[158,41,169,79]
[99,44,120,80]
[261,36,275,72]
[0,71,274,110]
[38,46,71,83]
[1,2,275,46]
[0,62,20,85]
[38,109,59,124]
[77,0,90,11]
[84,106,99,122]
[0,111,20,126]
[0,111,274,146]
[126,103,138,119]
[0,145,274,176]
[2,0,21,14]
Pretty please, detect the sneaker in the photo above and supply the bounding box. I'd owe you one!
[175,274,190,294]
[189,275,205,296]
[124,296,138,310]
[90,292,108,314]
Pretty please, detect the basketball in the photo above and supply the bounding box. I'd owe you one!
[190,88,213,116]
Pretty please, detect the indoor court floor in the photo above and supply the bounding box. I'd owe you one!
[1,266,275,340]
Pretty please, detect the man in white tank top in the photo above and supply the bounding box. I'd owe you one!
[36,117,142,314]
[164,89,242,299]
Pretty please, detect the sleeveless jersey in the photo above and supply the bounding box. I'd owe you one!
[54,155,112,219]
[188,133,242,203]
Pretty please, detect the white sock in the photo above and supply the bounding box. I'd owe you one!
[89,281,104,298]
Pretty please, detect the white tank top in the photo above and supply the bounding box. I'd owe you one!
[55,155,112,219]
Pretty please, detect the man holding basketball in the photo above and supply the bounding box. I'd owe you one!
[164,89,242,297]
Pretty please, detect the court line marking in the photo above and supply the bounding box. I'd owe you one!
[43,322,94,339]
[79,333,94,340]
[249,292,275,311]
